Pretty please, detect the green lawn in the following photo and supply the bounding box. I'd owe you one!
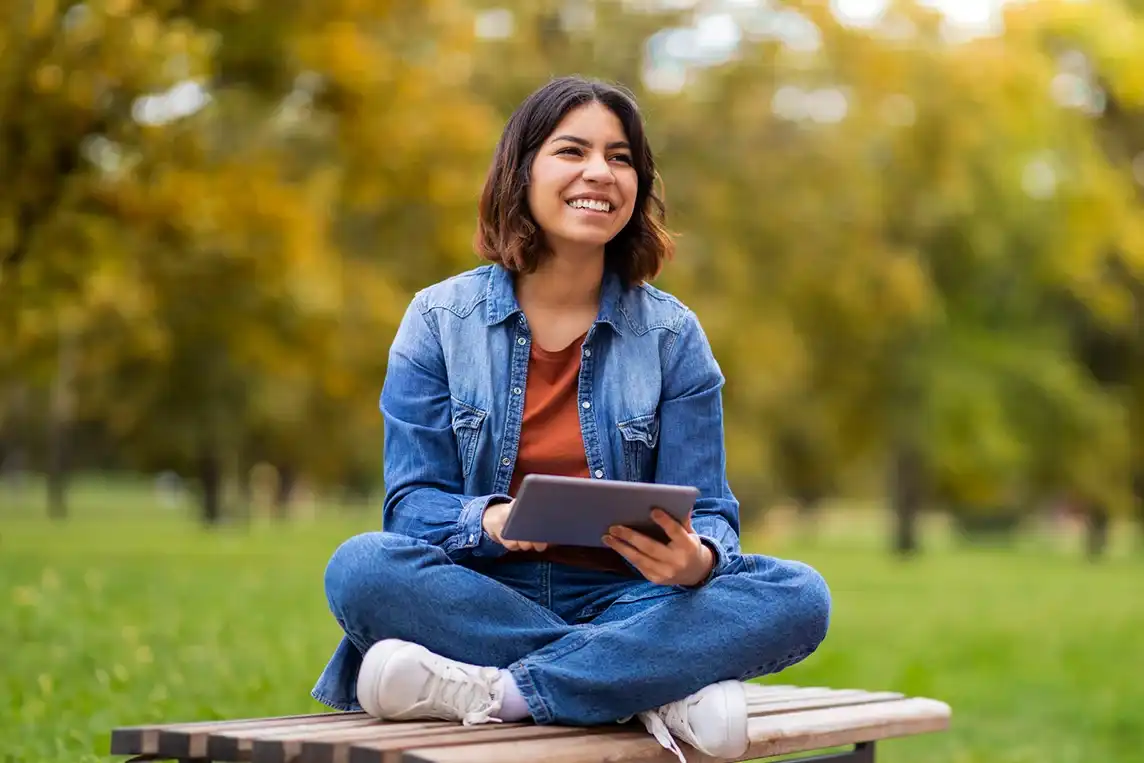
[2,488,1142,763]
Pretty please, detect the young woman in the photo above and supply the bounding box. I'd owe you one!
[312,77,831,761]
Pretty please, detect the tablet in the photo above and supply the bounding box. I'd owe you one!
[500,474,700,548]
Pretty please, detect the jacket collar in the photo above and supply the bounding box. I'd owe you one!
[484,263,625,335]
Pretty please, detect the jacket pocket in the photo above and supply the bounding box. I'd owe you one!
[617,413,659,482]
[450,398,487,477]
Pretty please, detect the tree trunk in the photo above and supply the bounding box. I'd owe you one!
[890,443,923,556]
[46,427,69,520]
[1134,469,1144,551]
[199,451,223,525]
[46,331,76,520]
[273,464,296,520]
[1085,504,1110,561]
[1130,274,1144,550]
[795,492,822,545]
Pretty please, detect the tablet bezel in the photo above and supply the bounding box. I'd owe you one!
[499,474,700,548]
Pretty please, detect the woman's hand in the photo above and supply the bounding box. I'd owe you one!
[602,509,714,587]
[482,500,549,552]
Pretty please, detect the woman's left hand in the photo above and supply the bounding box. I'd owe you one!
[603,509,714,587]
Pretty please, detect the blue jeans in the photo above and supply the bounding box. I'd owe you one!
[312,532,831,725]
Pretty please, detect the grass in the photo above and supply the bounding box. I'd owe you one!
[2,478,1143,763]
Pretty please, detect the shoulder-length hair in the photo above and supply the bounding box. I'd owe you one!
[474,76,674,287]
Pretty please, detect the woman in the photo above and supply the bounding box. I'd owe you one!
[312,76,831,761]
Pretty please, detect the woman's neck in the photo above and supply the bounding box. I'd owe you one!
[515,247,605,310]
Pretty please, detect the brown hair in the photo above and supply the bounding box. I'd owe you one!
[474,76,674,286]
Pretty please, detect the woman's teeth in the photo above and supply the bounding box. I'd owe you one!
[567,199,612,212]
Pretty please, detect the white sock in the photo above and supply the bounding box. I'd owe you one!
[495,670,531,722]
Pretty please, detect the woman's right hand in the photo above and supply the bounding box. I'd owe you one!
[482,501,549,552]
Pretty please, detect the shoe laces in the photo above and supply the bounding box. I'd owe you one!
[636,704,689,763]
[424,660,503,726]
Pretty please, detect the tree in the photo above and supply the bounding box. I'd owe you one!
[0,0,499,522]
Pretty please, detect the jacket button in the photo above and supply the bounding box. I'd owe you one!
[582,401,591,409]
[583,348,592,357]
[517,337,526,345]
[594,470,604,478]
[513,387,522,395]
[502,457,511,466]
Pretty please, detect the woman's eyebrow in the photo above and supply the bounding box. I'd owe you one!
[550,134,631,150]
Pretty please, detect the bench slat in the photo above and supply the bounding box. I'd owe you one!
[110,712,363,757]
[160,715,376,759]
[260,722,532,763]
[748,687,870,706]
[749,691,904,716]
[206,717,407,761]
[744,698,951,760]
[399,698,951,763]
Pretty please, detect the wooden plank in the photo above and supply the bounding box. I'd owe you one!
[110,712,361,757]
[749,690,903,712]
[346,726,627,763]
[743,697,951,760]
[747,687,867,706]
[400,697,951,763]
[299,722,601,763]
[750,691,903,716]
[161,714,369,759]
[248,721,457,763]
[207,717,399,762]
[397,727,678,763]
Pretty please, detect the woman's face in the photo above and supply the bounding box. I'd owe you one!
[526,102,639,255]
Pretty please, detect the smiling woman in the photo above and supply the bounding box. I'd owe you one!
[474,79,671,290]
[311,76,832,763]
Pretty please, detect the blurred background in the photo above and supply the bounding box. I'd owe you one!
[2,0,1143,761]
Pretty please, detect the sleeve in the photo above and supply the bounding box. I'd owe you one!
[379,295,510,560]
[655,308,743,582]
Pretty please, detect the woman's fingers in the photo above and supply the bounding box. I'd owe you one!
[650,509,691,543]
[605,523,672,561]
[602,534,672,583]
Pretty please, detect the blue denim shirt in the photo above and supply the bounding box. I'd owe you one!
[311,263,742,710]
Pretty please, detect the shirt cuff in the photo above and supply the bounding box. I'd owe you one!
[674,535,727,590]
[458,494,512,558]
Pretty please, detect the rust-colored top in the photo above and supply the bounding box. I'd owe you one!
[500,332,635,575]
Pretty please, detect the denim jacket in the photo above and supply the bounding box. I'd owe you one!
[311,263,742,710]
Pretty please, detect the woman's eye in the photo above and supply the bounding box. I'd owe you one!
[611,154,633,164]
[556,147,583,156]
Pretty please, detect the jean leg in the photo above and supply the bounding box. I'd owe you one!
[314,531,576,710]
[507,553,831,725]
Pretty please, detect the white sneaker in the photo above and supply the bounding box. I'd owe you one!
[637,680,749,762]
[356,639,504,725]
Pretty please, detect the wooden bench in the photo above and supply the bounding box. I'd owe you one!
[110,683,951,763]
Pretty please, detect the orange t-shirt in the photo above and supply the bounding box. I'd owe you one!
[500,332,634,574]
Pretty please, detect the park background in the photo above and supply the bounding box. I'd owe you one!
[2,0,1143,761]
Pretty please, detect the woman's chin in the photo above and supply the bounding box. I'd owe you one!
[548,227,618,250]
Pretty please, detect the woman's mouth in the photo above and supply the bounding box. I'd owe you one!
[566,198,613,214]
